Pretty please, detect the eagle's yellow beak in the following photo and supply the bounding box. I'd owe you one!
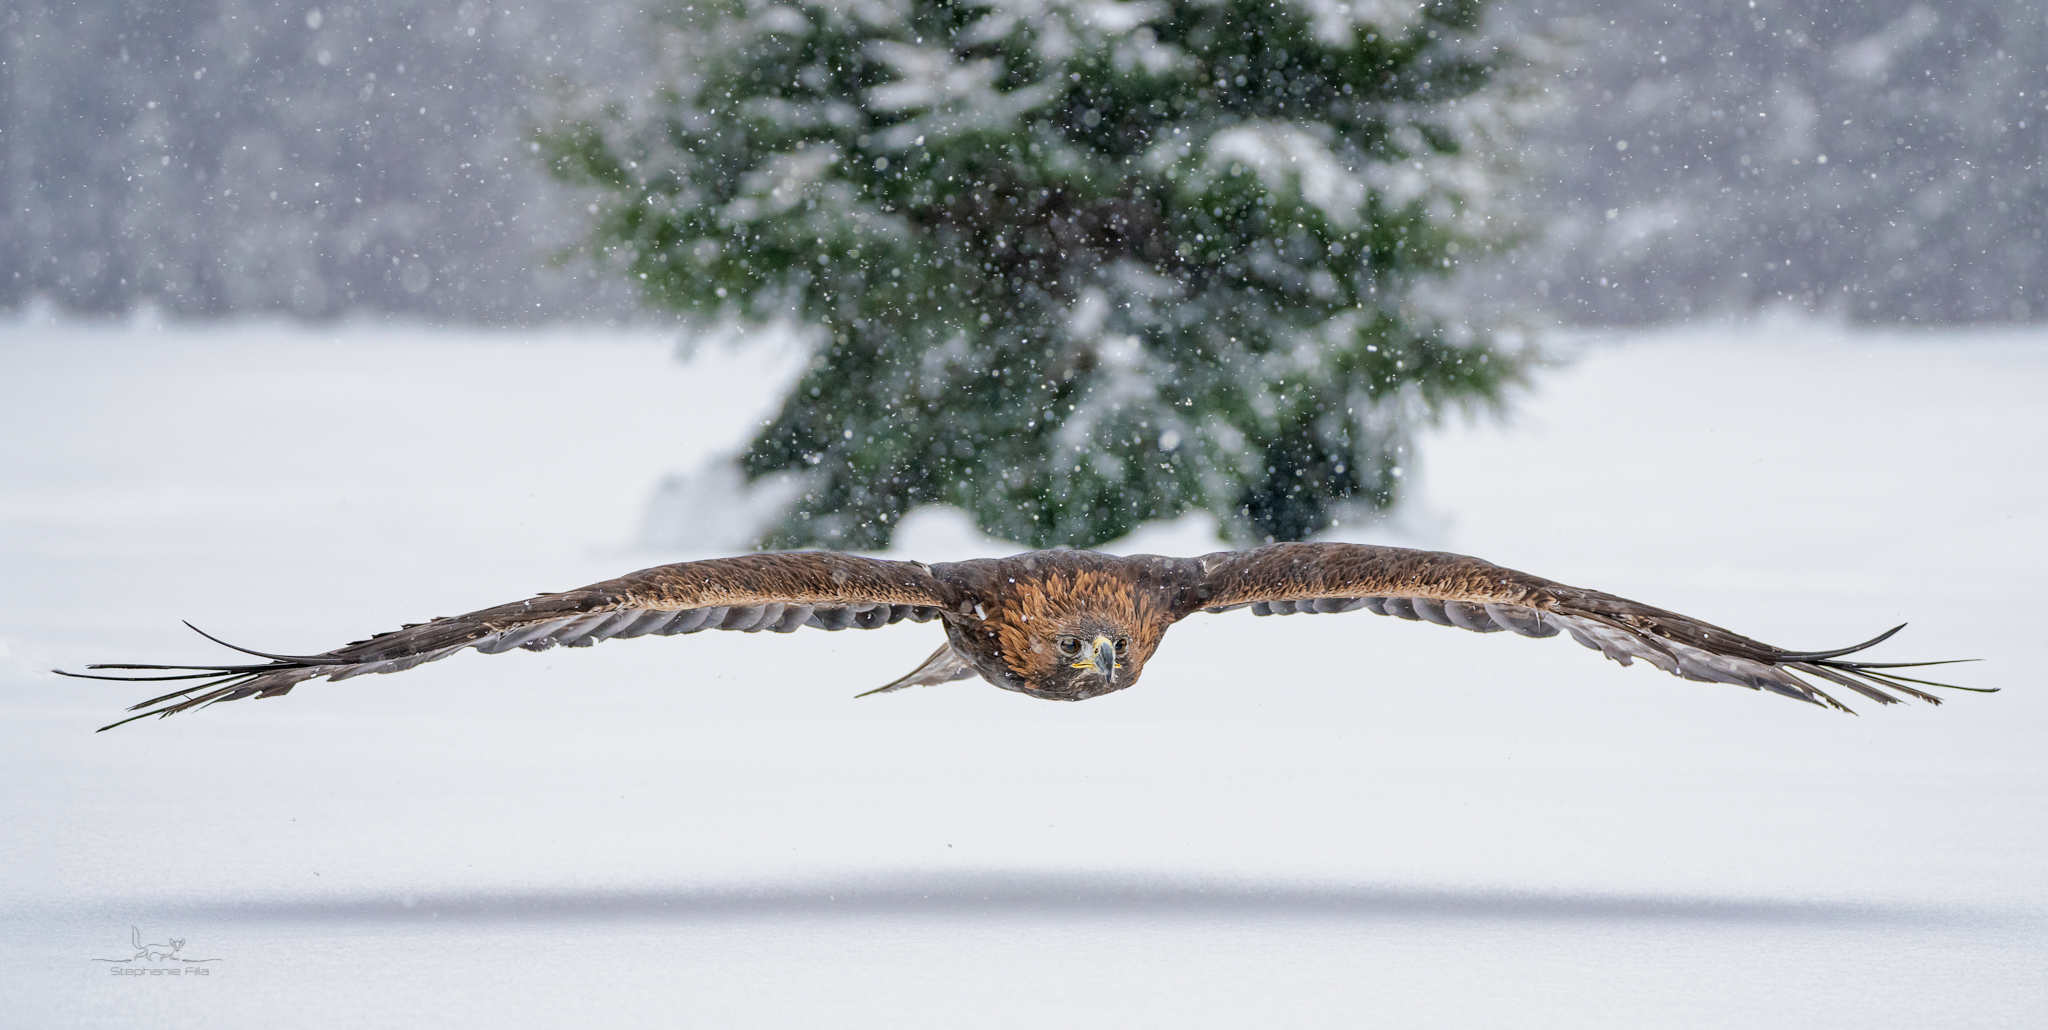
[1069,635,1120,687]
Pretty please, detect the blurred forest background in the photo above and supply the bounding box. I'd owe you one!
[4,0,2041,548]
[7,0,2038,324]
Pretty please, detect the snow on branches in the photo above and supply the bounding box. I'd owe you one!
[540,0,1533,548]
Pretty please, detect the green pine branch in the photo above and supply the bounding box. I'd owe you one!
[538,0,1532,549]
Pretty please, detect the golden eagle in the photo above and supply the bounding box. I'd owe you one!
[62,544,1985,730]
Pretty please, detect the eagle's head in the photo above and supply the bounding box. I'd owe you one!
[1011,613,1149,701]
[955,559,1176,701]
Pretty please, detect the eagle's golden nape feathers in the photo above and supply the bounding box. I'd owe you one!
[63,542,1988,728]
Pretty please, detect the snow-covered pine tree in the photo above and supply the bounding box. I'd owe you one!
[542,0,1530,549]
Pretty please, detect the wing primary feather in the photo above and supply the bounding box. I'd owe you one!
[1801,664,1932,700]
[54,669,249,682]
[1835,666,1996,693]
[75,662,269,672]
[178,621,352,664]
[95,673,264,732]
[124,679,246,711]
[1817,658,1980,671]
[98,707,189,733]
[1790,662,1906,705]
[1787,681,1850,711]
[1835,670,1942,705]
[1773,624,1907,661]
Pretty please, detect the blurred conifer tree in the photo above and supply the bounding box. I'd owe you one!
[542,0,1532,549]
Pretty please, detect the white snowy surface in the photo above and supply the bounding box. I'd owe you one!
[1,313,2042,1027]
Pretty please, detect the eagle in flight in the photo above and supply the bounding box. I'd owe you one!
[64,543,1983,731]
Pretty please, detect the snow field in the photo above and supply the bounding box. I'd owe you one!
[1,312,2042,1027]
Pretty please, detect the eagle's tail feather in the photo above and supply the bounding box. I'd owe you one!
[856,643,978,697]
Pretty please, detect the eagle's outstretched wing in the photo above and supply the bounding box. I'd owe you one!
[62,552,954,731]
[1187,542,1984,711]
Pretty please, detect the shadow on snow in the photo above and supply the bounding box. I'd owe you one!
[161,870,1942,927]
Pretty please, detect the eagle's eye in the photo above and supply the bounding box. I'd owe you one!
[1114,637,1130,657]
[1056,636,1082,657]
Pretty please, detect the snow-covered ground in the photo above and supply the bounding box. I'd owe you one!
[2,311,2042,1027]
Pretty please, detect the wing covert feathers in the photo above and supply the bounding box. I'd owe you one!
[67,553,951,730]
[1189,542,1984,712]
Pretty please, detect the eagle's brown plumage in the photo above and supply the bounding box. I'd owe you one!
[62,543,1986,730]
